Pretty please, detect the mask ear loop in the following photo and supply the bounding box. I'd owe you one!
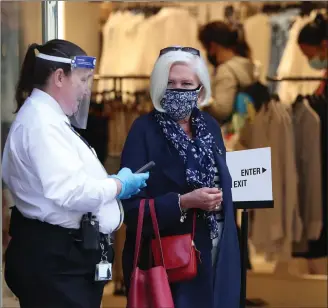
[197,85,204,105]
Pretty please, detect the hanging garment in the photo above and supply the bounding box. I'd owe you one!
[267,8,300,94]
[107,99,127,157]
[108,100,118,157]
[292,99,322,254]
[98,11,146,95]
[134,7,202,78]
[124,95,142,134]
[294,94,327,259]
[116,104,127,155]
[273,102,303,257]
[99,7,202,98]
[239,101,302,261]
[1,2,20,125]
[244,13,271,85]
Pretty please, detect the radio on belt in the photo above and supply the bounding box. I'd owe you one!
[81,212,100,250]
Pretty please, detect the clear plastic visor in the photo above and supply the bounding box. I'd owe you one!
[69,67,95,129]
[35,53,97,129]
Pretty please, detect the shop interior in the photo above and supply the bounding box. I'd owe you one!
[1,1,327,307]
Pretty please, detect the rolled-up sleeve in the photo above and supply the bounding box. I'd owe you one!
[26,124,117,212]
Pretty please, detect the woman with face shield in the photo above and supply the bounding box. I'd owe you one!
[298,13,328,95]
[120,47,240,308]
[2,39,149,308]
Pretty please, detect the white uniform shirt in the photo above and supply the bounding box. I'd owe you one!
[2,89,123,234]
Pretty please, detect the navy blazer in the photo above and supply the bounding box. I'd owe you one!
[120,110,240,308]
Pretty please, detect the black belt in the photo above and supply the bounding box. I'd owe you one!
[9,207,109,243]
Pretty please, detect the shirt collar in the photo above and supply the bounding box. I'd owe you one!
[29,88,70,123]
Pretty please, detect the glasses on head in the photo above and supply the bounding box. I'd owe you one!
[159,46,200,57]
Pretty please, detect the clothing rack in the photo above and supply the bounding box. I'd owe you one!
[93,75,150,100]
[110,2,199,18]
[262,1,327,15]
[240,74,327,308]
[94,74,150,80]
[267,76,328,82]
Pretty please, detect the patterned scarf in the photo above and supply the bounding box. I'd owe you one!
[155,107,221,239]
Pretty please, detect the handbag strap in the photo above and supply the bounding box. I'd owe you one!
[191,210,196,240]
[148,199,167,269]
[132,199,146,271]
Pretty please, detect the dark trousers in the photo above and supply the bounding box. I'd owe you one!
[5,207,113,308]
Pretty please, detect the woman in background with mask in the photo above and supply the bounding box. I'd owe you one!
[198,21,257,123]
[296,13,327,274]
[120,47,240,308]
[298,13,328,95]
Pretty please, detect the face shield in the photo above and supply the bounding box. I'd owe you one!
[36,53,96,129]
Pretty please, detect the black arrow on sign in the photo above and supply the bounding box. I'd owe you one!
[262,167,267,173]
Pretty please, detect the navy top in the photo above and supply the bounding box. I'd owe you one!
[120,110,241,308]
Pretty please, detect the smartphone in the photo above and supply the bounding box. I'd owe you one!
[135,161,156,174]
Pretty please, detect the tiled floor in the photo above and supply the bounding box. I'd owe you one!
[2,283,126,308]
[3,266,327,308]
[2,295,126,308]
[102,295,126,308]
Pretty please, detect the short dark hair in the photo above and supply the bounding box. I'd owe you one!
[298,13,328,46]
[15,39,86,113]
[198,21,251,59]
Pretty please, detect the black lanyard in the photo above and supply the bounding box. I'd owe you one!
[66,123,96,156]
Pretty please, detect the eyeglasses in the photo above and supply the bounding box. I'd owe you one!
[159,46,200,57]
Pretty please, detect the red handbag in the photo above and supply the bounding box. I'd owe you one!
[127,199,174,308]
[151,203,201,283]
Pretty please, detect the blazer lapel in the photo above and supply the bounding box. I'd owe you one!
[147,125,188,190]
[161,142,188,190]
[212,146,232,189]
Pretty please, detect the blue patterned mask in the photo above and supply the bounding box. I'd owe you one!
[160,87,201,121]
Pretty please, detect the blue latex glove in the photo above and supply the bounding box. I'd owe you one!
[111,167,149,200]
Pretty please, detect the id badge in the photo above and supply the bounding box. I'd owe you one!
[95,261,112,281]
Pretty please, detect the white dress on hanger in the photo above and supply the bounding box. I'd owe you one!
[244,13,271,85]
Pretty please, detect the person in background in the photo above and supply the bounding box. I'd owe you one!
[120,46,240,308]
[296,13,327,275]
[199,20,254,273]
[198,21,257,124]
[298,13,328,95]
[2,39,149,308]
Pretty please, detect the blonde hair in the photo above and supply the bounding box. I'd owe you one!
[150,49,212,112]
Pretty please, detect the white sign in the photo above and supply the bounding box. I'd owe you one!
[226,147,273,202]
